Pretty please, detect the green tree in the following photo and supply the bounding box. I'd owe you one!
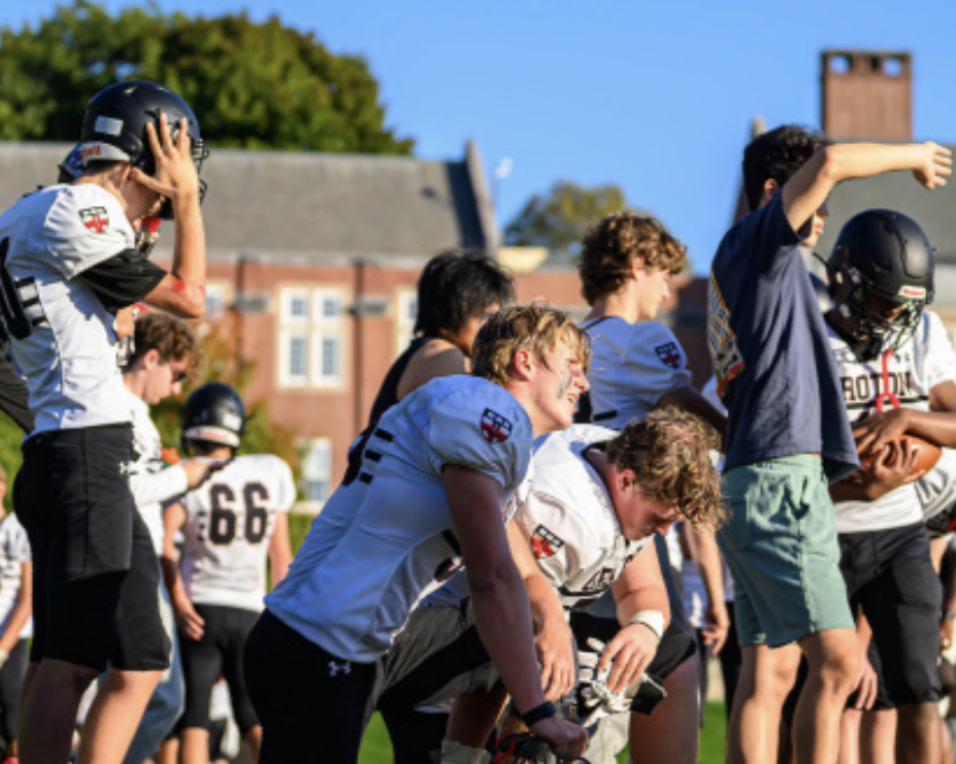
[0,0,413,154]
[504,181,627,252]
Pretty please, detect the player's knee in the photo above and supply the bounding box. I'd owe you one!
[815,649,859,696]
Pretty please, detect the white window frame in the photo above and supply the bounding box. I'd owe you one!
[299,437,333,510]
[395,288,418,356]
[278,286,346,390]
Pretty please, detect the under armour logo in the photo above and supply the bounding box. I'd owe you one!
[119,460,135,476]
[328,660,351,677]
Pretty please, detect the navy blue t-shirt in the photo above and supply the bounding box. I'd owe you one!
[706,193,857,480]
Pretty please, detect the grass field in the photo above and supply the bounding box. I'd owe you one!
[288,515,729,764]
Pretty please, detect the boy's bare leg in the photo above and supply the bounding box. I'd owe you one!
[446,687,510,748]
[895,703,940,764]
[243,725,262,761]
[727,643,801,764]
[18,659,98,764]
[156,735,179,764]
[78,668,163,764]
[859,709,896,764]
[792,629,859,764]
[837,710,860,764]
[179,728,210,764]
[629,656,699,764]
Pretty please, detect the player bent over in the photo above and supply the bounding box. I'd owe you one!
[1,80,209,764]
[707,126,951,764]
[163,383,295,764]
[243,305,591,763]
[823,211,956,763]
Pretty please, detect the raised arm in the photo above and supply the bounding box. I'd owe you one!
[782,142,951,237]
[445,465,587,759]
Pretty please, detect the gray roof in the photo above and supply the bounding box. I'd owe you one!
[0,141,496,259]
[814,148,956,264]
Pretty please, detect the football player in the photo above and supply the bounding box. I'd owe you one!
[1,80,209,764]
[822,210,956,763]
[243,305,591,764]
[576,211,727,764]
[162,383,295,764]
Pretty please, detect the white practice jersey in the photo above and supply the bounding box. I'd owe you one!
[515,425,652,610]
[830,310,956,533]
[0,513,32,639]
[582,318,692,429]
[0,185,135,434]
[180,454,295,612]
[127,389,188,555]
[266,375,533,662]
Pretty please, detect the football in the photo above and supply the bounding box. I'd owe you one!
[859,435,942,476]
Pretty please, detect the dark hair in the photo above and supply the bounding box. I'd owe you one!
[127,312,202,377]
[578,212,686,305]
[414,249,514,338]
[743,125,828,212]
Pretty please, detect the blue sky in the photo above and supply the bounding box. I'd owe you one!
[3,0,955,273]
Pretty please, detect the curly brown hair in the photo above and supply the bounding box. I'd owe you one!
[606,407,725,532]
[128,312,202,379]
[471,304,590,386]
[578,212,687,305]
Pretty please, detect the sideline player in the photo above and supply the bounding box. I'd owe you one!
[163,383,295,764]
[120,312,219,764]
[243,305,591,763]
[576,211,727,764]
[707,125,951,764]
[823,210,956,763]
[1,80,209,764]
[0,463,31,762]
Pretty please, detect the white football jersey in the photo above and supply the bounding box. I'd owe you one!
[266,375,533,662]
[515,425,652,611]
[180,454,296,612]
[830,310,956,532]
[582,318,692,429]
[0,184,136,434]
[127,389,188,555]
[0,513,32,639]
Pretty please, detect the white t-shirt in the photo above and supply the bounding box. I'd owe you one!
[179,454,295,612]
[0,513,32,639]
[581,318,692,430]
[514,425,652,611]
[266,375,533,662]
[0,184,136,434]
[127,388,188,555]
[830,310,956,532]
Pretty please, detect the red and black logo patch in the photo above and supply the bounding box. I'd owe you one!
[655,341,681,369]
[79,206,110,234]
[480,408,513,444]
[530,525,564,559]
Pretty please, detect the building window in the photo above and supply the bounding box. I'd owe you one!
[278,287,346,389]
[204,283,227,320]
[395,289,418,355]
[301,438,333,505]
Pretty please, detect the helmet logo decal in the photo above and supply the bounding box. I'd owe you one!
[93,115,124,136]
[222,412,243,432]
[899,285,927,299]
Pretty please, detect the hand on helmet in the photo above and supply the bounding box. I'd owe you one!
[131,113,201,204]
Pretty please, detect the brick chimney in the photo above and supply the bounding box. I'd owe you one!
[821,50,912,140]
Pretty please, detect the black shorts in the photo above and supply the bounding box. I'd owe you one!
[180,604,260,734]
[840,522,941,707]
[244,609,379,764]
[14,425,168,672]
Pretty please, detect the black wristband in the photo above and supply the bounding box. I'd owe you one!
[519,700,556,727]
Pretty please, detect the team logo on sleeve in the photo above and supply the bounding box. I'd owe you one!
[655,342,681,369]
[530,525,564,559]
[480,408,513,444]
[79,207,110,234]
[582,567,616,592]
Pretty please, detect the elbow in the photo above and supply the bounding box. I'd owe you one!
[818,144,846,184]
[176,296,205,320]
[467,561,519,599]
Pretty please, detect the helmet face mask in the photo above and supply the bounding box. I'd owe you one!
[826,210,934,362]
[79,81,209,220]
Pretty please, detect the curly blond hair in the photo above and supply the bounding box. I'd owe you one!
[578,212,687,305]
[606,407,724,532]
[471,304,590,386]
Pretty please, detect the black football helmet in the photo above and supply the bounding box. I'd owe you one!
[80,80,209,219]
[826,209,934,361]
[181,382,246,451]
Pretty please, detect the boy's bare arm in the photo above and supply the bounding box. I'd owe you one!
[782,142,952,236]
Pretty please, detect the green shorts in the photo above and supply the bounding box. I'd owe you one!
[717,455,854,647]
